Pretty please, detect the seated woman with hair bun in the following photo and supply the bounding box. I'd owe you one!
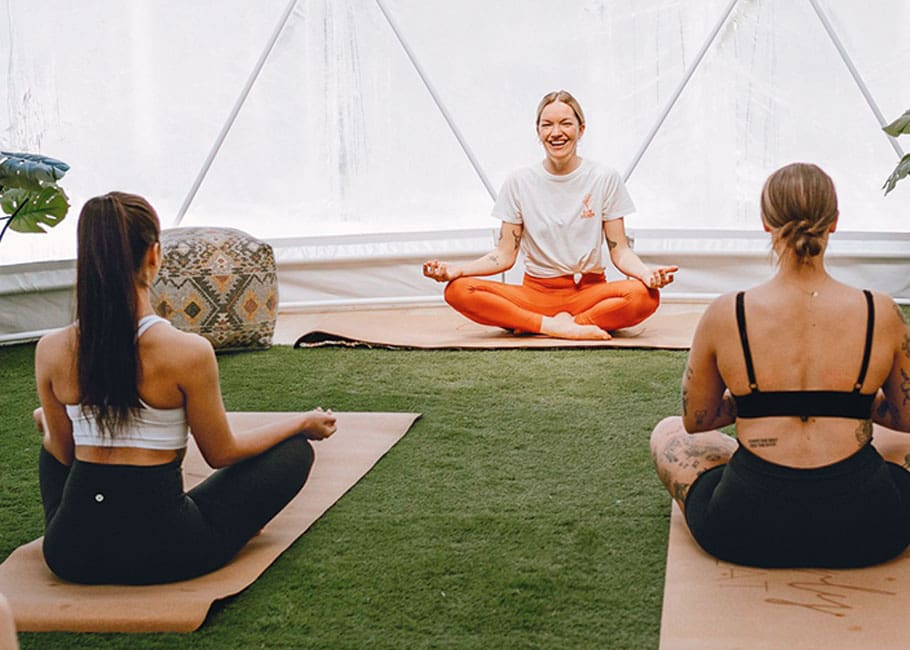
[650,162,910,568]
[34,192,337,585]
[422,90,678,340]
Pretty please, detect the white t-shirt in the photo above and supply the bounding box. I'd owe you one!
[491,159,635,278]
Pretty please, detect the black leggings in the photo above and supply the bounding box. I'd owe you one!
[685,443,910,568]
[39,435,314,585]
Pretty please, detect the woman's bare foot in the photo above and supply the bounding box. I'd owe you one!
[540,312,611,340]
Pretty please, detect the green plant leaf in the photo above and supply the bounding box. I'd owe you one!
[2,185,70,233]
[0,152,70,191]
[883,110,910,138]
[882,153,910,195]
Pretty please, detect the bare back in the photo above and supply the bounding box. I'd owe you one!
[36,318,206,466]
[693,279,897,467]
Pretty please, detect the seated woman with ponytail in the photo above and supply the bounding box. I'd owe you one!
[34,192,337,585]
[650,163,910,568]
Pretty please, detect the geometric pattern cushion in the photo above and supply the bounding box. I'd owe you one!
[151,227,278,351]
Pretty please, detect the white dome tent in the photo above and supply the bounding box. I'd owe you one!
[1,0,908,343]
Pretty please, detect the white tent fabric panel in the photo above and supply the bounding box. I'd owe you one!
[1,0,908,342]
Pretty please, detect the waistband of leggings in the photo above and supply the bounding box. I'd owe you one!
[522,272,606,289]
[731,442,882,483]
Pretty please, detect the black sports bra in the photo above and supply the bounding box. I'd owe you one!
[731,290,875,421]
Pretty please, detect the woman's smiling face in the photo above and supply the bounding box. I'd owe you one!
[537,101,585,166]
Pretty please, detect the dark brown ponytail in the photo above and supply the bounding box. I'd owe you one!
[75,192,160,436]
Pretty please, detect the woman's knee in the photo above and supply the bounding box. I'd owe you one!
[443,277,472,307]
[631,283,660,320]
[282,434,315,474]
[650,416,685,451]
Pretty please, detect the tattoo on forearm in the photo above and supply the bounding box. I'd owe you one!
[855,419,873,445]
[747,437,778,448]
[876,398,893,425]
[486,253,500,265]
[681,386,689,417]
[606,237,618,250]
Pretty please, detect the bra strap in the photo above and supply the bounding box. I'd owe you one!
[136,314,168,339]
[735,292,758,391]
[854,289,874,391]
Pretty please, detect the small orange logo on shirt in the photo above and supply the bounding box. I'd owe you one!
[580,194,595,219]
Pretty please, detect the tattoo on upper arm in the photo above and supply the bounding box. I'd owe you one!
[855,419,873,445]
[747,437,778,448]
[511,230,521,250]
[682,366,693,416]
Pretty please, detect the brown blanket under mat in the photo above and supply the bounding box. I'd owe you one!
[282,303,704,350]
[0,411,419,633]
[659,501,910,649]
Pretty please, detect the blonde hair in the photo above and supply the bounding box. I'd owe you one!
[760,163,838,262]
[536,90,585,128]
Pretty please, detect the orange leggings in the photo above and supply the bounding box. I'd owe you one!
[444,272,659,334]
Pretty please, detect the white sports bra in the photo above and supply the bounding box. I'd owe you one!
[67,315,189,450]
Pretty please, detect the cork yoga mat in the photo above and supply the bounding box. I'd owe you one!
[0,411,420,633]
[282,303,704,350]
[659,502,910,650]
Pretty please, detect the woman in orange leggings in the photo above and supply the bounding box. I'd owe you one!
[423,90,678,340]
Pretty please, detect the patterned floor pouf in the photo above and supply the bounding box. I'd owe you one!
[152,227,278,351]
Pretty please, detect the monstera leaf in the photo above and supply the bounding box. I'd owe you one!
[1,186,70,233]
[0,152,70,191]
[0,152,70,244]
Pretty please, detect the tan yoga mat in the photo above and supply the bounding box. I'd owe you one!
[0,411,420,633]
[659,502,910,649]
[282,302,704,350]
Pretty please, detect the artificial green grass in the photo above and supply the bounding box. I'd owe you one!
[7,325,891,648]
[1,343,684,649]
